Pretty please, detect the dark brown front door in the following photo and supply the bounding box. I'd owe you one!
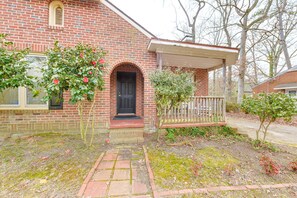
[117,72,136,114]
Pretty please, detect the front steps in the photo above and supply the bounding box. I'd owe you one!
[109,127,144,144]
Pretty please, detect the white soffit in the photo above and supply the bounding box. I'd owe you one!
[148,39,239,68]
[100,0,155,38]
[161,54,223,69]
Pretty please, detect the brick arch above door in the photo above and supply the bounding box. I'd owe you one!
[110,64,144,118]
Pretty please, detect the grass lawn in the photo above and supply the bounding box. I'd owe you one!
[0,132,109,197]
[146,127,297,194]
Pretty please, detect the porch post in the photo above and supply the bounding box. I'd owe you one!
[222,59,227,97]
[157,52,163,70]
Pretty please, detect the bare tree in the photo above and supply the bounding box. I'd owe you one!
[232,0,273,103]
[209,0,235,101]
[176,0,206,42]
[277,0,296,69]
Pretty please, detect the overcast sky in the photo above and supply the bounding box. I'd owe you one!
[110,0,178,39]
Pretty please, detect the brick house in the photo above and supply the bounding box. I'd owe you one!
[252,66,297,98]
[0,0,239,142]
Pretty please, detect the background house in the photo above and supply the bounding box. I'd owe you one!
[252,65,297,98]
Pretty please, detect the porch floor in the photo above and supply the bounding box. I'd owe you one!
[110,118,144,129]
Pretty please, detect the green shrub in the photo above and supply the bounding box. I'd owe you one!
[165,126,239,141]
[242,93,297,143]
[226,102,241,113]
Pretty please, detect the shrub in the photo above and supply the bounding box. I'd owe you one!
[226,102,241,113]
[0,34,35,93]
[40,41,107,146]
[165,129,176,142]
[150,70,196,140]
[288,161,297,172]
[242,93,297,142]
[259,155,280,176]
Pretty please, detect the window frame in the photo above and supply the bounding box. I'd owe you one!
[49,1,65,27]
[0,54,49,110]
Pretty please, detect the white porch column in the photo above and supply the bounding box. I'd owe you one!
[222,59,227,97]
[157,52,163,71]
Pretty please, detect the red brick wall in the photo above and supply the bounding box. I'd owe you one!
[253,71,297,94]
[0,0,157,133]
[194,69,209,96]
[110,64,144,118]
[165,66,209,96]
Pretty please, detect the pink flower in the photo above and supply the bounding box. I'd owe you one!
[53,79,59,85]
[99,58,105,64]
[80,53,84,58]
[105,139,110,144]
[89,71,93,75]
[83,77,89,83]
[91,61,97,66]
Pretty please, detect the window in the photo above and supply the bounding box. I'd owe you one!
[0,55,48,110]
[288,90,297,97]
[49,91,63,110]
[49,1,64,27]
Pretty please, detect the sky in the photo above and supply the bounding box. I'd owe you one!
[110,0,178,39]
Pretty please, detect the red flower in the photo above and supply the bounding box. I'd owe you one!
[105,139,110,144]
[83,77,89,83]
[89,71,93,75]
[99,58,105,64]
[80,53,84,58]
[53,79,59,85]
[91,61,97,66]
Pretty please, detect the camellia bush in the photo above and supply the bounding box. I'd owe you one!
[149,69,196,139]
[40,41,107,146]
[0,34,35,92]
[241,92,297,143]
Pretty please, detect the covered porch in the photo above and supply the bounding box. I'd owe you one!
[148,38,239,127]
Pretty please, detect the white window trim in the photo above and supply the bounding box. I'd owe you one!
[0,54,49,110]
[49,1,64,27]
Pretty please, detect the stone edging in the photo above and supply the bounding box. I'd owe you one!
[77,152,104,197]
[142,146,297,198]
[142,145,157,198]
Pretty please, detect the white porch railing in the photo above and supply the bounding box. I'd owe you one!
[163,96,226,124]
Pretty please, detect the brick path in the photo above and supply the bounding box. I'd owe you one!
[78,145,297,198]
[78,146,152,197]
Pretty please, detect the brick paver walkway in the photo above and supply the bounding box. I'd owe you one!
[78,146,152,197]
[78,145,297,198]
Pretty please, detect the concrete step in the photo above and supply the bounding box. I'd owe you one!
[110,137,144,144]
[109,127,144,144]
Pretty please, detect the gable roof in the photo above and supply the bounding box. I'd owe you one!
[253,65,297,88]
[100,0,156,39]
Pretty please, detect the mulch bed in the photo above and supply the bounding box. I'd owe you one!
[144,133,297,196]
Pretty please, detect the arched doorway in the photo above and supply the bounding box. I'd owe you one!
[110,63,144,119]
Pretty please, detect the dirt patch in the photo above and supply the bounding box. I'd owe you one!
[227,112,297,127]
[145,134,297,192]
[0,132,111,197]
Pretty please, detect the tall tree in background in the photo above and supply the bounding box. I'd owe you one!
[277,0,292,69]
[210,0,235,100]
[232,0,273,103]
[176,0,206,42]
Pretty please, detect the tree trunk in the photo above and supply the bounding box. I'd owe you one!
[278,0,292,69]
[237,26,248,104]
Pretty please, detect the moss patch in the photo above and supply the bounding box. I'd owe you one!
[148,147,239,190]
[195,147,239,185]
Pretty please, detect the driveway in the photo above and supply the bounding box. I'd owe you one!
[227,117,297,146]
